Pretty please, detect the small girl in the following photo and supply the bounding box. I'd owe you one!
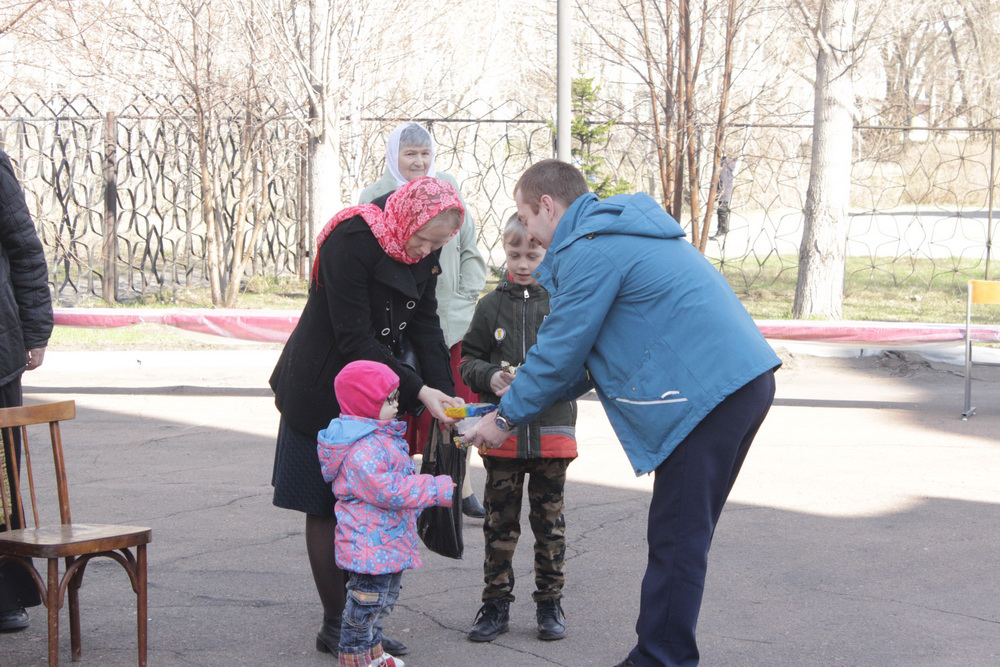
[318,360,454,667]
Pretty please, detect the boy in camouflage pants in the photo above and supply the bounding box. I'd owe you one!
[460,214,578,642]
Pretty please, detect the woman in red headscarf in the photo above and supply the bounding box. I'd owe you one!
[269,176,466,659]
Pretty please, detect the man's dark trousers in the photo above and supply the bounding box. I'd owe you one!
[628,369,776,666]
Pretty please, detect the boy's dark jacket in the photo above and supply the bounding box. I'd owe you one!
[460,278,576,459]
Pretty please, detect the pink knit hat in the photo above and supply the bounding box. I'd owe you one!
[334,360,400,419]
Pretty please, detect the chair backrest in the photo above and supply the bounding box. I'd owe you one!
[969,280,1000,306]
[0,400,76,530]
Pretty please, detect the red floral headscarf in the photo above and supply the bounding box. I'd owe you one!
[312,176,464,282]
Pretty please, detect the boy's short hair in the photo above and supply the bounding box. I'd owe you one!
[502,213,532,245]
[514,159,590,214]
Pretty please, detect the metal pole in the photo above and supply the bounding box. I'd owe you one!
[557,0,572,162]
[986,130,994,280]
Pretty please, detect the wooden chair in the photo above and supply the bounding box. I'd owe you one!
[962,280,1000,419]
[0,400,151,666]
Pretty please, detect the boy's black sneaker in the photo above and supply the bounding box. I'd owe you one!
[467,599,510,642]
[536,598,566,640]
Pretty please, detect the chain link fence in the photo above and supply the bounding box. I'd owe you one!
[2,93,998,305]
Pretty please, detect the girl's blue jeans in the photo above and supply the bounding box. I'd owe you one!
[339,571,403,657]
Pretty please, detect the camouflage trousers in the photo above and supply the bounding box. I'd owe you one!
[480,456,572,603]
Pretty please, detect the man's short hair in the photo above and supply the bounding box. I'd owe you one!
[514,159,589,213]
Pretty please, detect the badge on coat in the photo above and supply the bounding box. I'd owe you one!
[494,328,506,342]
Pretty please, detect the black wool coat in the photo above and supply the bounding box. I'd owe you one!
[0,150,52,387]
[270,197,454,436]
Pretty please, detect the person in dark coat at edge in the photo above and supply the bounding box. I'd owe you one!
[463,159,781,667]
[269,176,466,659]
[0,148,52,632]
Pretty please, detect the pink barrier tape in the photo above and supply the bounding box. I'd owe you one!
[53,308,300,343]
[756,319,1000,346]
[54,309,1000,346]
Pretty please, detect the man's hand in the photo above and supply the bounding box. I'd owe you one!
[462,409,508,454]
[25,347,46,371]
[418,386,464,424]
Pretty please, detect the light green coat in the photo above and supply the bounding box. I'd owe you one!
[359,170,487,348]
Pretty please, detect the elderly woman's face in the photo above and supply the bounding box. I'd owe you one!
[404,213,456,260]
[397,144,432,181]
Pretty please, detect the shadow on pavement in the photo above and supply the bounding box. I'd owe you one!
[2,349,998,665]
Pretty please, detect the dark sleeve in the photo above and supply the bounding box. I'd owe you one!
[316,229,425,407]
[0,152,52,349]
[460,295,502,397]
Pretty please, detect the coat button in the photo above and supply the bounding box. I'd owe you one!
[381,327,391,336]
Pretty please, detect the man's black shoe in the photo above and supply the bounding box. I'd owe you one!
[381,635,409,656]
[0,607,29,632]
[467,598,509,642]
[535,597,566,640]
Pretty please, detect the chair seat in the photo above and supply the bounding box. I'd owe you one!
[0,523,152,558]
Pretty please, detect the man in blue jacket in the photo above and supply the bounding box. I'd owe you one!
[465,159,781,666]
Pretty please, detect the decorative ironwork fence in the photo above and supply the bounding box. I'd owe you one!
[1,94,997,305]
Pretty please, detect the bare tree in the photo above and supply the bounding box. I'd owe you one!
[576,0,777,251]
[0,0,48,36]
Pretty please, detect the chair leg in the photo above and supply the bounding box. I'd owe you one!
[47,558,60,667]
[67,556,82,661]
[137,544,148,667]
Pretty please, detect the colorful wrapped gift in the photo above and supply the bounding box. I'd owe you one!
[444,403,496,419]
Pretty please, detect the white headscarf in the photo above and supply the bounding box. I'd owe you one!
[385,122,438,187]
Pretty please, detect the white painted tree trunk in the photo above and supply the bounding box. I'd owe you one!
[307,0,343,255]
[793,0,856,319]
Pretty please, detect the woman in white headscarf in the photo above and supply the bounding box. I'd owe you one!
[360,124,487,513]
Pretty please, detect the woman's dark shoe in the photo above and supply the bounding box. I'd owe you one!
[0,607,29,632]
[381,635,409,656]
[315,617,340,655]
[462,493,486,519]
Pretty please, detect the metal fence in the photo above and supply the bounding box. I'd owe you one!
[2,93,998,305]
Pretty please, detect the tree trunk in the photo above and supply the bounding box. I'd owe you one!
[793,0,856,320]
[306,0,342,263]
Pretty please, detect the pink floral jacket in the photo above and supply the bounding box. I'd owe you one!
[317,416,453,574]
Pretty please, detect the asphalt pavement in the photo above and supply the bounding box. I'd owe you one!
[3,343,1000,666]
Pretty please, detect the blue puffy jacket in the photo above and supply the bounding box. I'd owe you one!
[499,192,781,476]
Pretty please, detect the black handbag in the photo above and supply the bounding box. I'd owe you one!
[392,333,420,375]
[391,333,424,417]
[416,420,465,559]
